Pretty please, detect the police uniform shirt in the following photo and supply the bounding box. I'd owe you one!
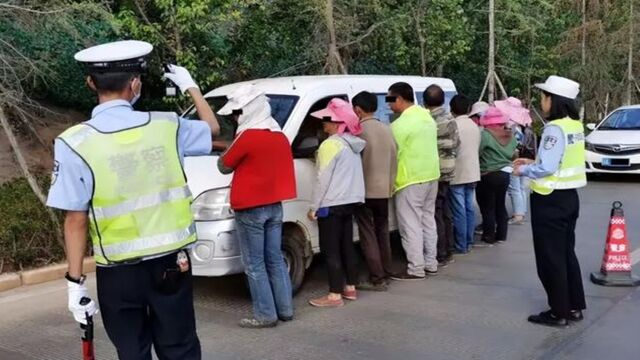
[520,125,565,179]
[47,99,212,211]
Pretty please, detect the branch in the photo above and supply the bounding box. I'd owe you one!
[338,20,388,49]
[0,3,65,14]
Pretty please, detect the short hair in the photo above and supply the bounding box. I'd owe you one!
[89,72,139,92]
[543,91,579,121]
[424,85,445,107]
[352,91,378,113]
[388,82,415,103]
[450,94,471,116]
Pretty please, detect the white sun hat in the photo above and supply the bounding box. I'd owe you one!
[217,84,265,115]
[534,75,580,100]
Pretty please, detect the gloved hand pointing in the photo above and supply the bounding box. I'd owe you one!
[163,64,199,94]
[68,280,98,325]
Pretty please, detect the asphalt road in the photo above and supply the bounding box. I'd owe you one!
[1,176,639,360]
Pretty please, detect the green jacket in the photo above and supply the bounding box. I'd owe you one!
[391,105,440,192]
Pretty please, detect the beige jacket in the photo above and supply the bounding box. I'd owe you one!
[451,115,481,185]
[358,117,398,199]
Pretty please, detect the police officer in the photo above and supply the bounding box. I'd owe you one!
[513,76,587,327]
[46,40,220,359]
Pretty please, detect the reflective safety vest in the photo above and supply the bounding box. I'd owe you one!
[531,117,587,195]
[391,105,441,192]
[58,112,196,264]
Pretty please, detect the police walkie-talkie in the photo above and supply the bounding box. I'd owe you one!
[163,63,178,97]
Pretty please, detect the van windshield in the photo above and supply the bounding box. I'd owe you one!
[184,94,299,152]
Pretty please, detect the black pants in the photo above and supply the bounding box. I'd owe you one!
[435,181,455,261]
[354,198,394,284]
[530,189,586,318]
[97,251,201,360]
[318,204,359,294]
[476,171,510,242]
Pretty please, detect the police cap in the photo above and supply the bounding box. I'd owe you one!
[74,40,153,74]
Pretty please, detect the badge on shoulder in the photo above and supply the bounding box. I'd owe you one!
[176,250,189,272]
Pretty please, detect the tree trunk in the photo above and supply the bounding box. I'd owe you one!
[488,0,496,103]
[0,106,64,248]
[324,0,347,75]
[580,0,586,119]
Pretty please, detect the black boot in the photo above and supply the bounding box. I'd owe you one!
[569,310,584,322]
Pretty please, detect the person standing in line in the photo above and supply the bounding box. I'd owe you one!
[477,107,518,245]
[469,101,490,126]
[307,98,366,307]
[351,91,398,291]
[47,40,220,359]
[424,85,460,267]
[495,97,536,226]
[514,76,587,327]
[218,85,296,328]
[386,82,441,280]
[448,94,481,255]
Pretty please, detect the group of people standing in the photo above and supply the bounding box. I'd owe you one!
[51,39,589,359]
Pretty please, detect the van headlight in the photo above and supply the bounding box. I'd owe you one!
[192,187,234,221]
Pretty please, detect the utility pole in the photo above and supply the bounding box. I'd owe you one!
[488,0,496,103]
[627,0,634,105]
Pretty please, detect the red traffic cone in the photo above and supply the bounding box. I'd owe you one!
[591,201,640,287]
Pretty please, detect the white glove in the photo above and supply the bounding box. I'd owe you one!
[163,64,199,94]
[67,280,99,325]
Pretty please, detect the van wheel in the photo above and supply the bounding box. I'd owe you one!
[282,231,306,295]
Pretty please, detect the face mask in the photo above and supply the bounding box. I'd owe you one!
[130,79,142,105]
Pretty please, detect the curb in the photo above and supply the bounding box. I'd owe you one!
[0,257,96,292]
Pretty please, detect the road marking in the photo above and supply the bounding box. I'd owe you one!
[632,248,640,266]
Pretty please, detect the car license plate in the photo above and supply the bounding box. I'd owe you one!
[602,158,630,167]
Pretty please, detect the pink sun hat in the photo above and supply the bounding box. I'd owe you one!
[494,97,532,126]
[311,98,362,135]
[479,106,508,127]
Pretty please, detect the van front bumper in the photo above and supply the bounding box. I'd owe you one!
[189,219,245,276]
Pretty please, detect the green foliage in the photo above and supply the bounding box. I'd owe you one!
[0,177,64,273]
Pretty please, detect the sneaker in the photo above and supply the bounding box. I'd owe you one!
[496,239,506,244]
[473,242,494,248]
[508,216,525,225]
[239,318,278,329]
[527,310,569,327]
[425,269,438,276]
[342,288,357,301]
[309,295,344,308]
[569,310,584,322]
[278,315,294,322]
[474,225,483,235]
[438,260,449,268]
[356,282,388,292]
[391,272,426,281]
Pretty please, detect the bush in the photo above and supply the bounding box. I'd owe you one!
[0,177,64,273]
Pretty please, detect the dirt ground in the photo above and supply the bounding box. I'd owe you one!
[0,106,86,184]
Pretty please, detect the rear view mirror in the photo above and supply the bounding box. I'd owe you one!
[586,123,596,131]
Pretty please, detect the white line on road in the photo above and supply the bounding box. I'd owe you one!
[632,248,640,266]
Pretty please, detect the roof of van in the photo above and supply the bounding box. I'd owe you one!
[203,75,456,97]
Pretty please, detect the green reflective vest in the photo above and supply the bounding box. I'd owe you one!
[391,105,440,192]
[531,117,587,195]
[58,112,196,265]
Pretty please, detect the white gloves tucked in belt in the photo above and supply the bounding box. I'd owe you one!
[163,64,199,94]
[68,280,99,325]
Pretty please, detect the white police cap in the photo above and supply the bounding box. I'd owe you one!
[534,75,580,100]
[74,40,153,73]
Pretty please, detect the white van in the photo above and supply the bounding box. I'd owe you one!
[183,75,457,292]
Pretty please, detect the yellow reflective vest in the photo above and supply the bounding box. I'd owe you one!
[531,117,587,195]
[391,105,440,192]
[58,112,196,265]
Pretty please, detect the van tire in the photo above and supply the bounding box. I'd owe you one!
[282,231,307,295]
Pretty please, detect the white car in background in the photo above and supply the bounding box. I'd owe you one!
[585,105,640,174]
[181,75,457,292]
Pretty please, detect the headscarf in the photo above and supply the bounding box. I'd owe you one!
[217,84,281,135]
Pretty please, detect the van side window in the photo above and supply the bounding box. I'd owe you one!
[291,94,348,159]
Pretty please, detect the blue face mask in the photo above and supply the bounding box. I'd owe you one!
[130,79,142,105]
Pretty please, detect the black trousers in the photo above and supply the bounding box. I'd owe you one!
[354,198,394,284]
[476,171,510,242]
[530,189,586,318]
[435,181,455,261]
[318,204,359,294]
[97,251,201,360]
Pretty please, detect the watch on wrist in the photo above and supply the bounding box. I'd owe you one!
[65,272,86,285]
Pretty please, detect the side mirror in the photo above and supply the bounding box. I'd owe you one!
[586,123,596,131]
